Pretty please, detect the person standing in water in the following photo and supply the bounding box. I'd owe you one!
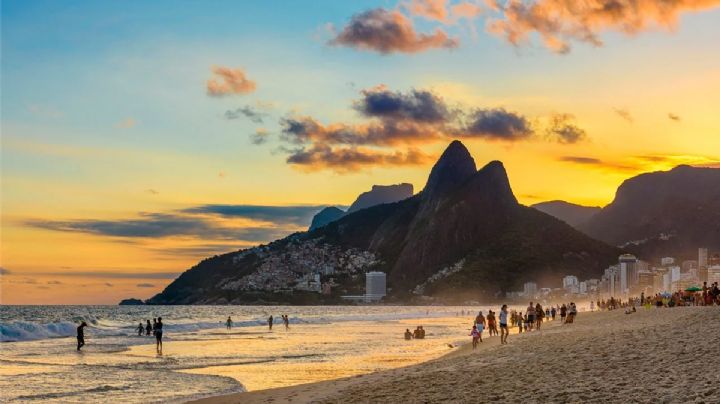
[145,320,152,336]
[226,316,233,330]
[77,321,88,351]
[155,317,163,353]
[137,322,144,336]
[268,315,273,331]
[499,305,509,344]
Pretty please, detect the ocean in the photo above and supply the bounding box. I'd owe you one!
[1,305,480,402]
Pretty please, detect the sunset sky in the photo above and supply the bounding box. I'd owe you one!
[2,0,719,304]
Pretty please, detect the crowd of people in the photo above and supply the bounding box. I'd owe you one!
[404,326,426,340]
[133,317,164,353]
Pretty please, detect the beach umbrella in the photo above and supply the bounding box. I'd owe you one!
[685,286,702,292]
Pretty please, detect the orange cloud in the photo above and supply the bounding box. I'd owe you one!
[330,8,459,54]
[286,144,434,172]
[487,0,720,54]
[206,66,256,96]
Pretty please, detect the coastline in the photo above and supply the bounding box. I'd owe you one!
[190,307,720,403]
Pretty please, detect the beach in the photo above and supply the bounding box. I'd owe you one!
[194,306,720,403]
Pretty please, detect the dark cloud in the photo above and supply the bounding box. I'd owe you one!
[459,108,534,141]
[225,105,267,123]
[668,113,681,121]
[0,267,11,275]
[105,282,114,287]
[250,128,269,145]
[286,144,433,171]
[145,189,159,195]
[330,8,459,54]
[546,113,587,144]
[614,108,633,123]
[136,283,156,288]
[354,86,450,123]
[26,213,289,241]
[37,271,181,279]
[47,280,63,285]
[558,156,603,165]
[183,204,328,226]
[487,0,720,54]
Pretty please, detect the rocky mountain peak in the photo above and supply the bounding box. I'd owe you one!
[423,140,477,199]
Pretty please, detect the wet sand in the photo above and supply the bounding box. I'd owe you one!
[192,307,720,403]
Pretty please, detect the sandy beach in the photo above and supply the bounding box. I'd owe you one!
[193,307,720,403]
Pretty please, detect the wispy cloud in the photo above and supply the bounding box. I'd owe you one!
[207,66,256,96]
[115,117,136,128]
[614,108,633,123]
[545,113,587,144]
[182,204,329,226]
[668,112,681,121]
[0,267,11,275]
[459,108,533,141]
[136,283,156,288]
[225,105,267,123]
[251,128,269,145]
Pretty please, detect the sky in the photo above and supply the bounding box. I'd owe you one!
[2,0,719,304]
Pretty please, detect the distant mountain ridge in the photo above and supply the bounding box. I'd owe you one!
[308,183,413,230]
[532,200,601,227]
[578,165,720,260]
[148,141,619,305]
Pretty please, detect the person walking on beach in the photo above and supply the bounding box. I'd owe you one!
[155,317,163,353]
[282,314,289,330]
[550,306,556,321]
[226,316,233,330]
[487,311,497,336]
[76,321,88,351]
[145,320,152,336]
[268,315,273,331]
[526,303,535,331]
[560,304,567,323]
[137,322,144,336]
[499,305,509,344]
[535,303,544,331]
[469,325,481,349]
[152,318,157,335]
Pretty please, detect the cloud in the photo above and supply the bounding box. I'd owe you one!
[183,204,329,226]
[115,118,136,129]
[136,283,156,288]
[487,0,720,54]
[558,156,603,165]
[329,8,459,54]
[286,144,434,171]
[28,271,181,279]
[405,0,484,22]
[354,86,451,123]
[145,189,159,195]
[251,128,269,145]
[614,108,633,123]
[458,108,534,140]
[668,112,681,121]
[206,66,256,96]
[47,280,63,285]
[0,267,11,275]
[26,213,289,241]
[545,113,587,144]
[225,105,267,123]
[105,282,114,287]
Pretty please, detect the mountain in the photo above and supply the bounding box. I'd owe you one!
[579,165,720,260]
[347,183,413,213]
[148,140,619,305]
[309,207,345,231]
[308,183,414,230]
[532,200,601,227]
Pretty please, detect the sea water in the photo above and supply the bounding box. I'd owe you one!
[1,305,481,402]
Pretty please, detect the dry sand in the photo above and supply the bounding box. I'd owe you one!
[192,307,720,403]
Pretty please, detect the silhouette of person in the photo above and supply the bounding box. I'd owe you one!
[137,322,144,336]
[77,321,88,351]
[268,315,273,330]
[155,317,163,353]
[145,320,152,336]
[226,316,232,330]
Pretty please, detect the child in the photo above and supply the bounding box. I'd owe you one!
[469,325,481,349]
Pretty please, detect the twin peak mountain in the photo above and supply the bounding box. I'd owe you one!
[149,141,618,304]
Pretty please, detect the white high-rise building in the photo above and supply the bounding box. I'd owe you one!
[661,257,675,266]
[670,266,681,283]
[699,248,708,268]
[365,272,387,300]
[708,265,720,284]
[619,254,638,289]
[523,282,538,297]
[563,275,579,289]
[579,281,588,294]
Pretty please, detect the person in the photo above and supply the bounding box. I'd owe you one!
[137,322,144,336]
[226,316,233,330]
[487,311,497,336]
[499,305,509,344]
[550,306,556,320]
[404,329,413,340]
[146,319,152,336]
[560,304,567,323]
[535,303,544,330]
[283,314,290,330]
[526,302,535,331]
[469,325,481,349]
[155,317,163,353]
[517,311,523,333]
[268,315,273,330]
[419,326,425,339]
[152,318,158,335]
[77,321,88,351]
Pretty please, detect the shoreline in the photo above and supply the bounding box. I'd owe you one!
[189,311,571,404]
[190,307,719,403]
